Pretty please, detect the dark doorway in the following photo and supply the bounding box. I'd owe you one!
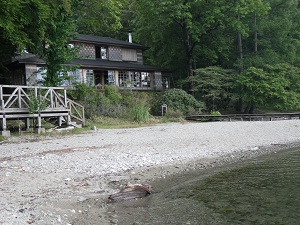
[94,70,108,89]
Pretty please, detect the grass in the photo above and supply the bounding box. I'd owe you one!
[0,115,187,142]
[86,116,161,129]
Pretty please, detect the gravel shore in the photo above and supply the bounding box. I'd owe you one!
[1,120,300,224]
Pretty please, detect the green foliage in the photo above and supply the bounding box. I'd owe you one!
[152,88,204,116]
[74,84,124,118]
[210,111,222,115]
[104,85,122,104]
[236,63,300,111]
[133,0,269,79]
[127,100,150,123]
[28,90,48,114]
[75,0,124,37]
[165,108,183,119]
[186,66,238,112]
[0,0,79,86]
[38,0,79,87]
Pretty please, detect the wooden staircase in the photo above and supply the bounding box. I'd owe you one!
[0,85,85,136]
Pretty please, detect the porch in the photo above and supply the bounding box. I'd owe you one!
[0,85,85,137]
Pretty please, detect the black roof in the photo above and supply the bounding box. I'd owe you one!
[71,59,169,72]
[74,34,148,50]
[10,56,169,73]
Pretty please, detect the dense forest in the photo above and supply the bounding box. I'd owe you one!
[1,0,300,114]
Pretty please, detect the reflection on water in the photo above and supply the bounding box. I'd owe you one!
[111,148,300,225]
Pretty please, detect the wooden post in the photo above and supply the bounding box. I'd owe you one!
[64,89,67,108]
[25,118,30,130]
[0,85,3,110]
[34,87,38,98]
[37,114,42,128]
[58,116,62,127]
[18,87,22,108]
[0,114,10,136]
[50,88,53,108]
[2,114,6,131]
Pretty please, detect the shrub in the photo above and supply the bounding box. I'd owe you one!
[151,88,204,116]
[127,101,150,122]
[104,85,122,104]
[210,110,221,115]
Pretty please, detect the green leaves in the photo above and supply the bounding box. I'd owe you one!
[155,88,204,115]
[186,67,238,112]
[75,0,125,36]
[236,64,300,111]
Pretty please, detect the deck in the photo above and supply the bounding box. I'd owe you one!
[0,85,85,136]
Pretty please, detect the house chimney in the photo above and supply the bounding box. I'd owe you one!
[128,30,132,43]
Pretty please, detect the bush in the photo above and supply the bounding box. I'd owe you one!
[104,85,122,104]
[151,88,204,116]
[69,83,126,118]
[127,101,150,122]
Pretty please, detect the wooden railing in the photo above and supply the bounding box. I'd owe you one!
[186,113,300,122]
[0,85,85,127]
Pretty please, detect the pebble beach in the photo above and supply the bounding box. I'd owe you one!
[1,120,300,224]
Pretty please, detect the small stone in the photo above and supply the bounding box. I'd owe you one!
[77,196,88,202]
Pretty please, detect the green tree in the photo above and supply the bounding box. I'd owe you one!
[236,64,300,112]
[133,0,268,82]
[0,0,79,86]
[0,0,49,77]
[36,0,79,86]
[186,67,238,112]
[75,0,126,37]
[237,0,300,69]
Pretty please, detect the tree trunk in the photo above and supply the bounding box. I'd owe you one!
[236,13,244,112]
[182,25,193,78]
[254,12,258,53]
[237,13,243,63]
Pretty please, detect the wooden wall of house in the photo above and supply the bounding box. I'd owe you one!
[8,67,25,85]
[137,50,143,64]
[76,43,95,59]
[25,64,38,85]
[154,72,163,90]
[108,46,122,61]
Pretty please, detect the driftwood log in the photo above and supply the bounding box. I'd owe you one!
[108,183,152,202]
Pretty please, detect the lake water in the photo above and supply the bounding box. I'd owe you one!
[73,147,300,224]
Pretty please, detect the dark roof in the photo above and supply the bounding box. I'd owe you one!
[71,59,169,72]
[17,56,45,65]
[74,34,148,50]
[9,56,170,73]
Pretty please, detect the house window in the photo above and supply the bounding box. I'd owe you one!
[68,69,83,84]
[162,76,169,89]
[141,72,151,87]
[108,70,115,85]
[122,49,137,61]
[96,46,108,59]
[118,71,151,88]
[86,70,94,86]
[36,67,47,85]
[118,71,129,87]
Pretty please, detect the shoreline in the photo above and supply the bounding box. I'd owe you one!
[1,120,300,224]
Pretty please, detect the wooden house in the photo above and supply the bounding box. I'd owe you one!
[4,34,170,90]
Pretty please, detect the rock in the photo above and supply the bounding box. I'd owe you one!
[108,183,152,202]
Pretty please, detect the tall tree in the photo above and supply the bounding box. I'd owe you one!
[239,0,300,69]
[236,63,300,112]
[133,0,268,82]
[37,0,79,86]
[0,0,49,66]
[0,0,79,86]
[75,0,126,37]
